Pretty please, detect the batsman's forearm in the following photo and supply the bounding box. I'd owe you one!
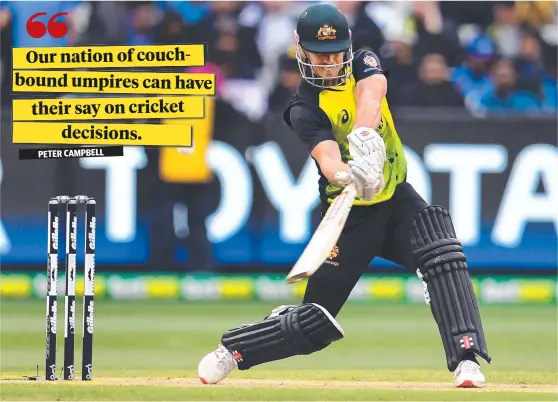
[311,140,351,187]
[322,159,350,187]
[353,74,387,129]
[354,98,382,129]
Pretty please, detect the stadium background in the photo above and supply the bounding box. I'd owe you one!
[0,0,556,305]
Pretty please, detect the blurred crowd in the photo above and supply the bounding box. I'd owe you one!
[1,1,557,119]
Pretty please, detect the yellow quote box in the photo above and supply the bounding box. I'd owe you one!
[13,44,205,69]
[13,122,193,147]
[13,96,205,121]
[13,70,215,95]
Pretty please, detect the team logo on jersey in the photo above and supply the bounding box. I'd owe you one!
[327,245,339,259]
[363,55,377,68]
[316,25,336,40]
[341,109,349,124]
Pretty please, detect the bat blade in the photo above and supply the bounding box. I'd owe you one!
[286,183,357,284]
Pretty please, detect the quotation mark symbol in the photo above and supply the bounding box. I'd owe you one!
[26,12,68,39]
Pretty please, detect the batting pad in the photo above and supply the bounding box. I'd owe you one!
[411,206,492,372]
[221,303,344,370]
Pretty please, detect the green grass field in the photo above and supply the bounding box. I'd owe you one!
[1,300,556,400]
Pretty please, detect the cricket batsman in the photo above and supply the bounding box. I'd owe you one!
[198,3,491,388]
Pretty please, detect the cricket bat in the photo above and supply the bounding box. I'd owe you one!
[285,182,357,284]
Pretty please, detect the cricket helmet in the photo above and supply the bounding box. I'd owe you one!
[294,3,353,88]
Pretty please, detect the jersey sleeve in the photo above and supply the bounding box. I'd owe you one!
[352,49,389,82]
[289,105,335,152]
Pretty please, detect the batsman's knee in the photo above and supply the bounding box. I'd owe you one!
[410,206,467,279]
[409,206,491,371]
[220,303,344,370]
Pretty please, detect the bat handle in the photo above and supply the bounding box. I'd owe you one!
[344,182,357,193]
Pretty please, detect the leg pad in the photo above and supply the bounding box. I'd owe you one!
[411,206,491,371]
[221,303,344,370]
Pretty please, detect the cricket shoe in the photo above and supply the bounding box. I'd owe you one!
[453,359,486,388]
[197,344,238,384]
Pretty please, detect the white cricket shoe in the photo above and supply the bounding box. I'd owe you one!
[197,344,238,384]
[453,359,486,388]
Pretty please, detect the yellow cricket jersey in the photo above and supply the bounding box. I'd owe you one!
[283,49,407,206]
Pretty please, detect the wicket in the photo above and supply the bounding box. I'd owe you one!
[45,195,96,381]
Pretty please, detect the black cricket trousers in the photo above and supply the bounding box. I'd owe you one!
[302,182,428,317]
